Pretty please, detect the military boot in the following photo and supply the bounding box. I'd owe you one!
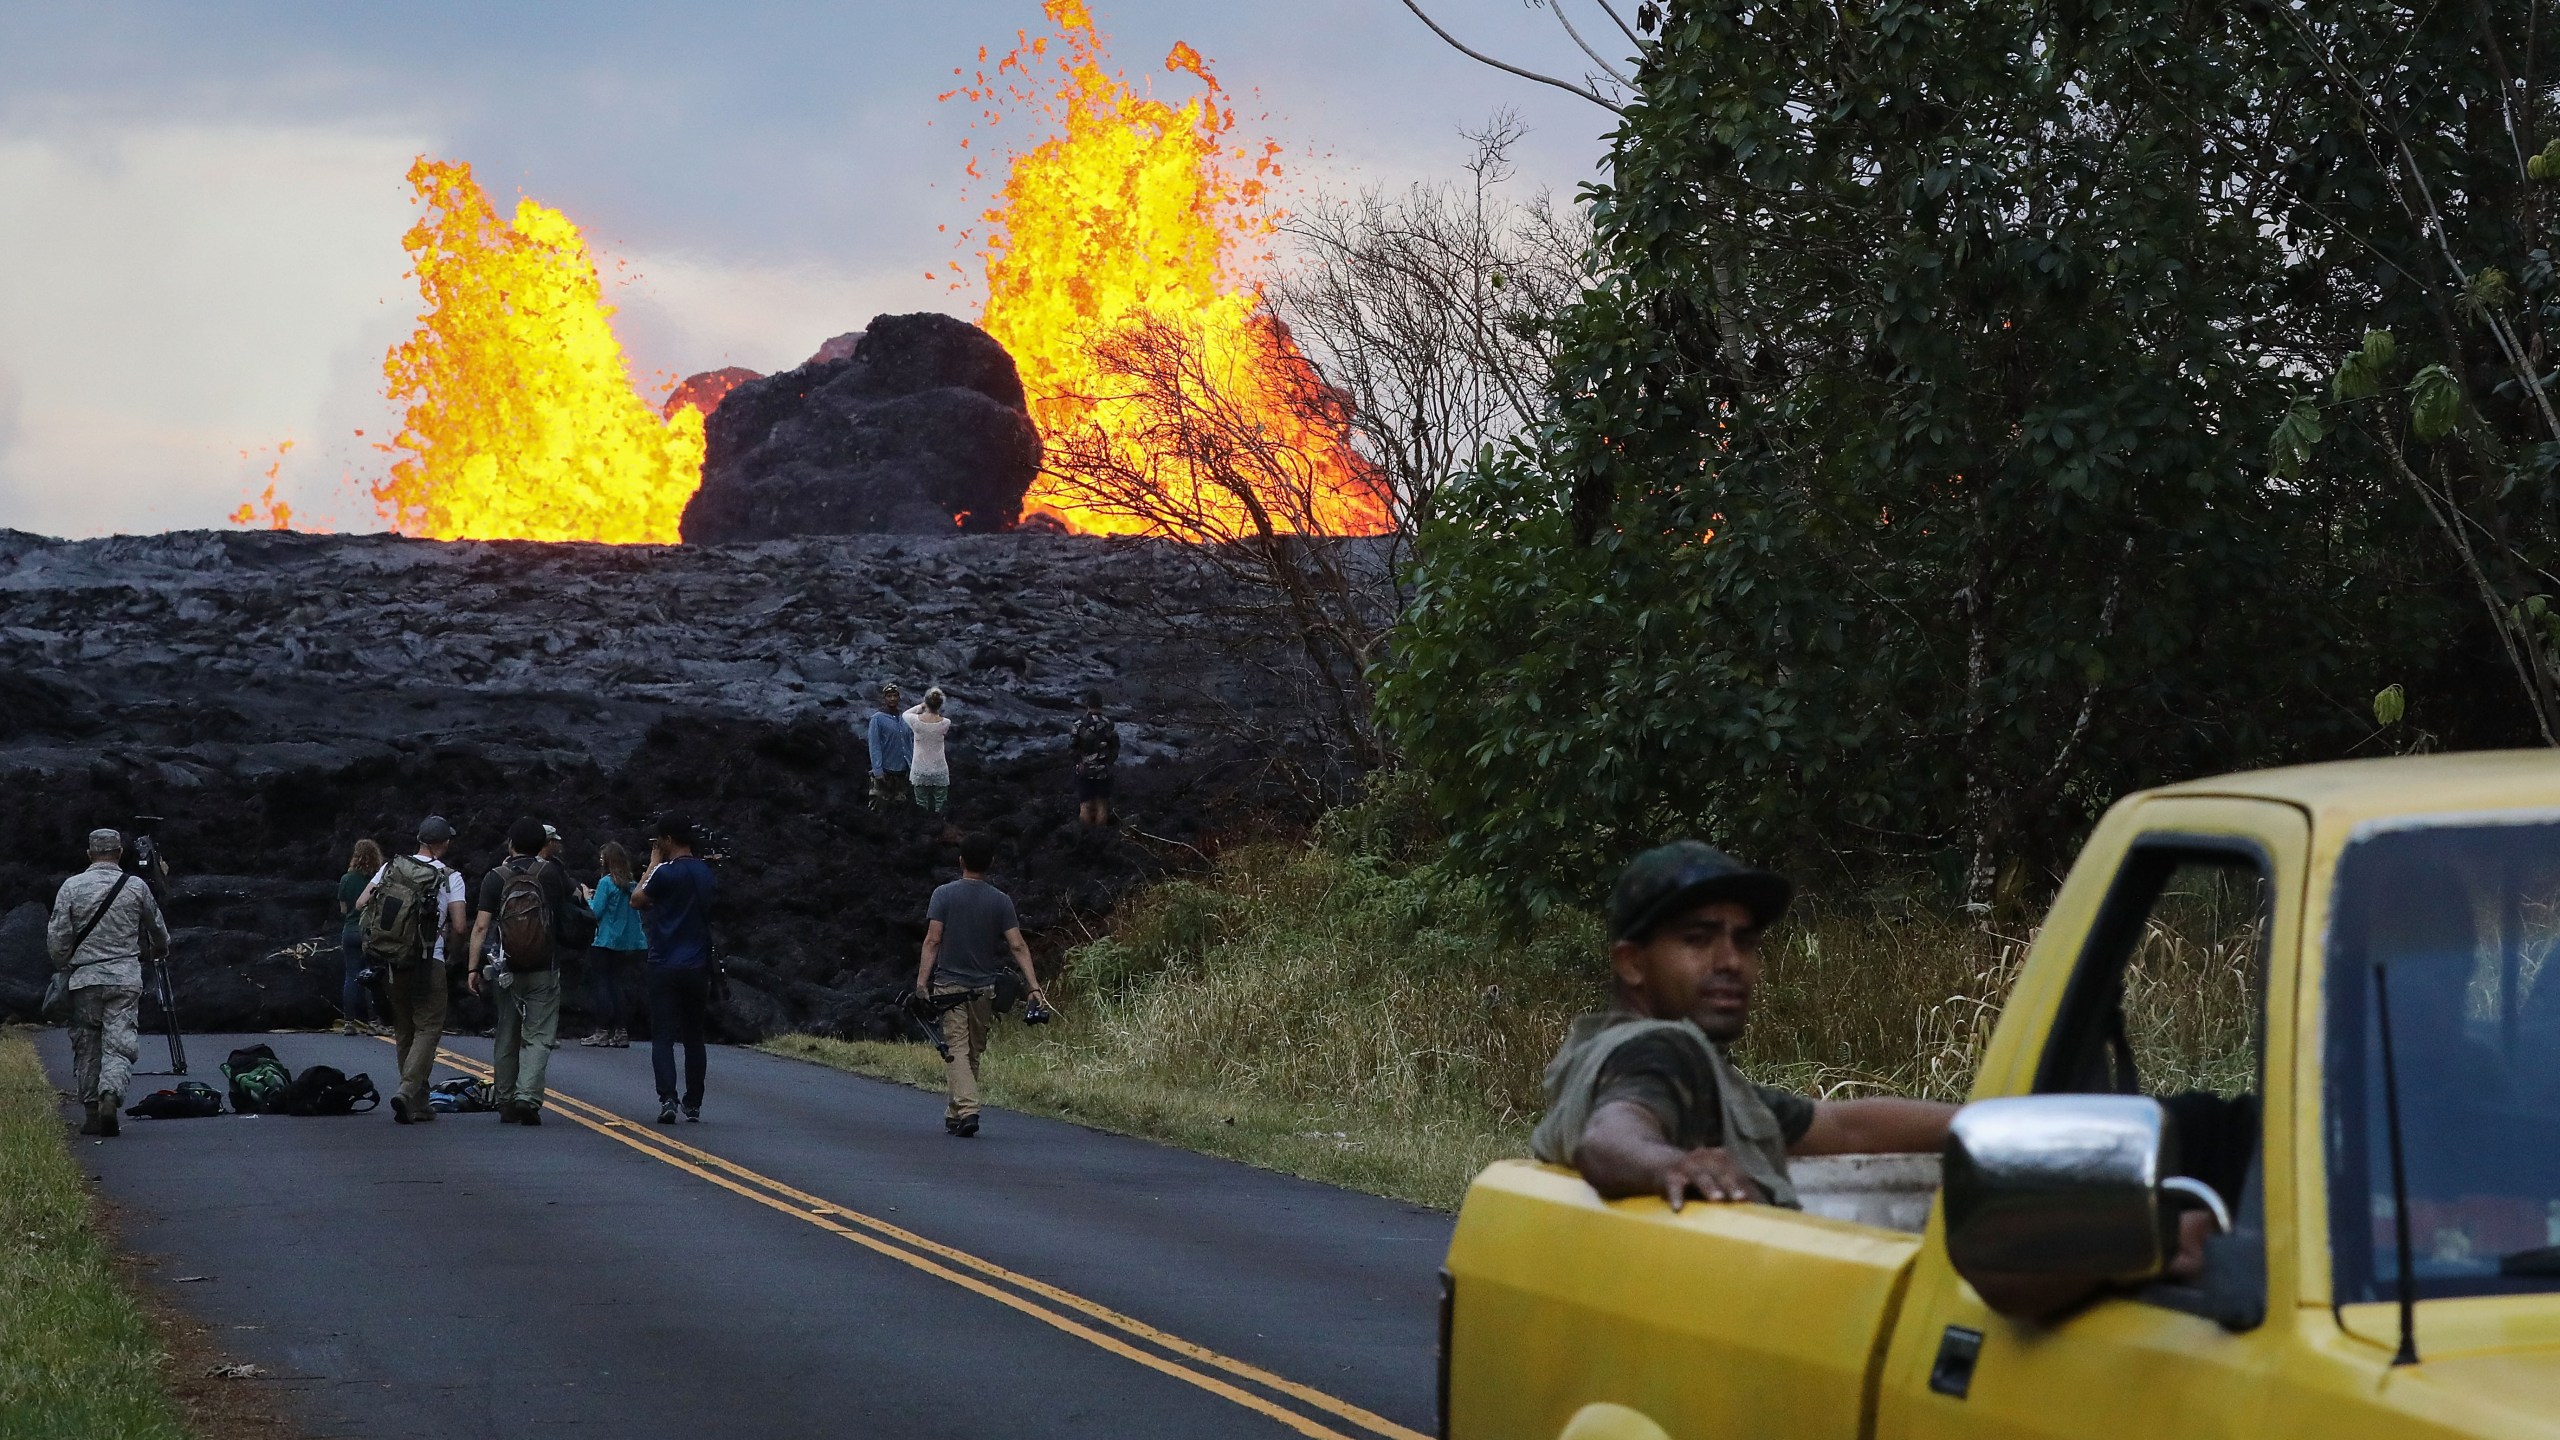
[78,1101,101,1136]
[97,1093,121,1138]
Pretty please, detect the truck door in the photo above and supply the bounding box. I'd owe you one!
[1876,797,2307,1440]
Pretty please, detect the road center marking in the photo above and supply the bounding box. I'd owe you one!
[404,1041,1426,1440]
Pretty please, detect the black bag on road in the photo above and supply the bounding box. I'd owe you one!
[125,1081,224,1119]
[275,1065,381,1116]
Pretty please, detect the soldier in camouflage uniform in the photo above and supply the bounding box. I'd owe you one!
[48,828,169,1138]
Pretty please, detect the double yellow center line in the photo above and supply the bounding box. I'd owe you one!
[409,1043,1426,1440]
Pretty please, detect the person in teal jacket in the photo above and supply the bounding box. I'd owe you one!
[579,842,649,1047]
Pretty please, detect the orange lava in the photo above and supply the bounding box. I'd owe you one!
[227,441,303,531]
[954,2,1387,537]
[374,157,704,543]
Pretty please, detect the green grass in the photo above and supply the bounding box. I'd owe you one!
[0,1027,188,1439]
[767,780,2257,1209]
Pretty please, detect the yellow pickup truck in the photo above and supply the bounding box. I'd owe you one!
[1443,752,2560,1438]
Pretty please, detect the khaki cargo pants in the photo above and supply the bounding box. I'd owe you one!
[384,959,448,1117]
[934,986,996,1121]
[69,984,142,1104]
[490,968,562,1111]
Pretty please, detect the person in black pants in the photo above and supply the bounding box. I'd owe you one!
[629,815,717,1123]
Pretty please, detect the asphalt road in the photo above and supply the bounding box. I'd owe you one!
[40,1029,1453,1440]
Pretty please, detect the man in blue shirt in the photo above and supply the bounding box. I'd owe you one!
[866,682,914,810]
[631,815,717,1124]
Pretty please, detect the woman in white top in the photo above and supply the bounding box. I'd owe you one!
[904,688,954,813]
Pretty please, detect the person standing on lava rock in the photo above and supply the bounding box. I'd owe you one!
[905,688,954,815]
[336,838,386,1035]
[49,827,170,1137]
[356,816,468,1125]
[914,832,1049,1138]
[1072,691,1120,827]
[631,816,718,1124]
[867,682,914,810]
[465,818,575,1126]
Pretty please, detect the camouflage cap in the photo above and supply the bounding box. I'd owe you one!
[1608,840,1792,942]
[86,827,124,853]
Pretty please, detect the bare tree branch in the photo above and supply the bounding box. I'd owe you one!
[1394,0,1627,113]
[1536,0,1634,88]
[1590,0,1646,49]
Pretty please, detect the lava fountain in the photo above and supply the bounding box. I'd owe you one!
[374,158,705,543]
[956,1,1388,538]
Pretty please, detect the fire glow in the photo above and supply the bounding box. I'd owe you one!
[372,158,705,544]
[957,1,1388,538]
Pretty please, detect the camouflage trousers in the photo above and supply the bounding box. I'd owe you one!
[69,985,142,1104]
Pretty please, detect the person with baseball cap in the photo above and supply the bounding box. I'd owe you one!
[1528,841,1955,1209]
[354,815,468,1123]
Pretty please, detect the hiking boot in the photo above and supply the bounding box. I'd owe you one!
[613,1030,631,1048]
[945,1115,979,1138]
[391,1094,413,1125]
[97,1094,120,1138]
[497,1104,521,1124]
[79,1101,101,1136]
[657,1100,679,1125]
[519,1106,542,1127]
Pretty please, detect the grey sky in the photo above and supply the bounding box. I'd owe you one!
[0,1,1621,537]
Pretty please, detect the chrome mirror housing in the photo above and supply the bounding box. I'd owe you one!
[1942,1094,2212,1299]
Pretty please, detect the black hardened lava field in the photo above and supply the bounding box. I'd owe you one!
[0,528,1336,1041]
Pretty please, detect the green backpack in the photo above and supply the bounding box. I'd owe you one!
[362,855,448,968]
[220,1044,293,1115]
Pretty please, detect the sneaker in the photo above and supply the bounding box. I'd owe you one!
[613,1031,632,1048]
[682,1106,700,1123]
[391,1095,413,1125]
[578,1033,606,1047]
[657,1100,679,1125]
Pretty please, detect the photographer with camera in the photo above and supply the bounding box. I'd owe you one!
[48,828,171,1137]
[630,815,717,1125]
[914,832,1049,1138]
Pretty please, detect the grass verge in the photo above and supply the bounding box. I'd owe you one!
[0,1025,188,1440]
[768,776,2254,1209]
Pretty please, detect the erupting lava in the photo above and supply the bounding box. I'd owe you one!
[374,158,705,543]
[957,1,1388,538]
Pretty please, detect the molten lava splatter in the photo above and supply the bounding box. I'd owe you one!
[953,2,1387,537]
[375,158,704,543]
[228,442,310,531]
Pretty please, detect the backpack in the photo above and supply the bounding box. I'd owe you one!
[275,1065,380,1116]
[220,1044,293,1114]
[363,855,448,968]
[428,1076,497,1113]
[124,1081,224,1120]
[496,858,555,968]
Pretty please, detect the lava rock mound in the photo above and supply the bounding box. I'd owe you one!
[683,312,1042,543]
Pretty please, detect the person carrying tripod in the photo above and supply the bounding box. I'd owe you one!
[914,832,1048,1137]
[49,828,171,1137]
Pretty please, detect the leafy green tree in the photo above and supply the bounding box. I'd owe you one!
[1385,0,2407,913]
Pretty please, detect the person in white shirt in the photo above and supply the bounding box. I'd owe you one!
[905,688,955,815]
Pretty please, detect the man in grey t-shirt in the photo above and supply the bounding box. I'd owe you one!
[915,832,1049,1137]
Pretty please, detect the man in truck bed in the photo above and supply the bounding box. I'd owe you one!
[1530,841,1958,1209]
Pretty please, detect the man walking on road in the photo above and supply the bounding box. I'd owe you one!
[867,682,913,810]
[631,815,717,1124]
[49,827,170,1137]
[357,816,467,1125]
[915,833,1048,1137]
[466,818,575,1125]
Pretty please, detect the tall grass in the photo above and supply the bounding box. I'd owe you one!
[775,785,2262,1207]
[0,1027,187,1439]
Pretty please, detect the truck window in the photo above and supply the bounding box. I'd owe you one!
[2034,844,2269,1319]
[2326,820,2560,1303]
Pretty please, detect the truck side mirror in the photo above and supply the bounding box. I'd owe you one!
[1941,1094,2227,1318]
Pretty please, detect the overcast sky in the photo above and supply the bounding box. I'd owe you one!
[0,1,1623,538]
